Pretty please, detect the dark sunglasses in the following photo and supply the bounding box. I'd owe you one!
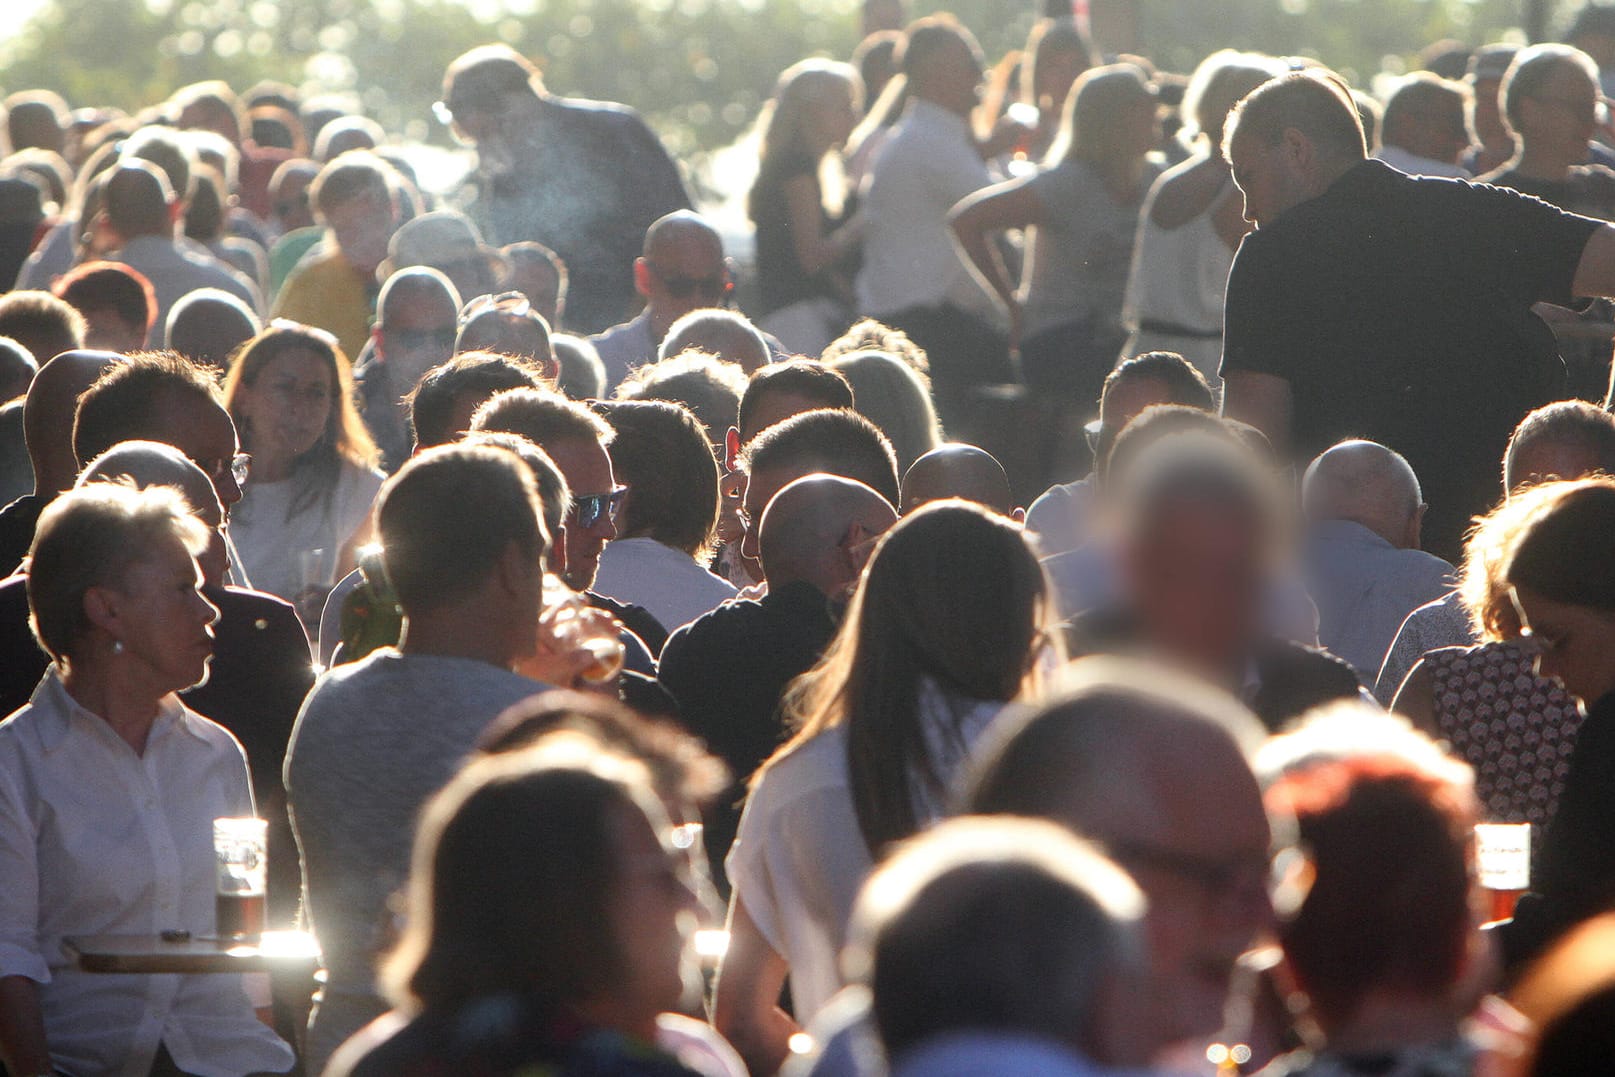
[651,264,731,301]
[193,452,252,488]
[386,326,457,350]
[571,487,627,529]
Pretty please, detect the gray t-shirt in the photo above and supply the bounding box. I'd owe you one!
[1022,157,1161,340]
[284,649,546,1069]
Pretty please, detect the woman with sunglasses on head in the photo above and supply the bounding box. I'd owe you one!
[224,320,383,626]
[712,500,1059,1075]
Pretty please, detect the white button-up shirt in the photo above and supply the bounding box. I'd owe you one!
[0,671,294,1077]
[855,99,997,320]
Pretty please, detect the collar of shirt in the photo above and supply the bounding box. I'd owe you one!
[902,97,974,143]
[32,668,204,756]
[1309,518,1397,551]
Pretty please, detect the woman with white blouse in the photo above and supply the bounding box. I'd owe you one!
[712,501,1059,1075]
[0,483,293,1076]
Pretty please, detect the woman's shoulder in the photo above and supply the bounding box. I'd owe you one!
[753,725,851,802]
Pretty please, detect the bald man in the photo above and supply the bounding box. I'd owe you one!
[658,473,897,893]
[0,439,314,919]
[0,349,121,576]
[103,160,262,344]
[1301,439,1455,682]
[354,267,463,471]
[900,443,1020,517]
[590,210,732,391]
[658,307,780,374]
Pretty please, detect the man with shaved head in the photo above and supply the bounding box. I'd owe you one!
[659,473,897,892]
[0,349,121,576]
[164,287,262,371]
[590,210,732,390]
[1301,438,1454,682]
[103,160,262,342]
[355,267,463,470]
[900,443,1019,517]
[658,307,781,374]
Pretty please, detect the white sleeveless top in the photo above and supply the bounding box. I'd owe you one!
[1122,174,1238,386]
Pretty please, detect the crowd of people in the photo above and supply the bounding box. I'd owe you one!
[10,0,1615,1074]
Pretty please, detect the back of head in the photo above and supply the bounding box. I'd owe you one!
[0,290,87,366]
[378,266,462,326]
[1051,62,1156,167]
[376,442,545,614]
[1098,403,1230,492]
[5,91,69,154]
[457,430,570,547]
[642,209,722,262]
[900,444,1015,516]
[103,160,175,240]
[1114,429,1285,560]
[406,351,545,450]
[442,44,542,120]
[1224,69,1368,163]
[823,317,929,373]
[120,126,198,204]
[552,335,606,401]
[1301,439,1422,546]
[53,261,157,344]
[658,309,771,374]
[851,816,1143,1062]
[826,350,941,472]
[899,15,974,83]
[309,149,394,222]
[1505,399,1615,492]
[737,359,855,443]
[470,385,614,456]
[1381,73,1468,148]
[615,352,746,445]
[73,349,218,467]
[312,115,384,162]
[0,338,38,404]
[1180,50,1286,150]
[165,288,261,370]
[592,399,719,558]
[742,406,900,506]
[758,473,896,589]
[454,300,553,369]
[1259,703,1477,1031]
[22,349,120,490]
[1101,351,1214,417]
[1502,477,1615,615]
[383,748,661,1014]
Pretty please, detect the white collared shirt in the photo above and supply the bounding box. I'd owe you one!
[856,99,997,319]
[1374,144,1472,180]
[0,670,294,1077]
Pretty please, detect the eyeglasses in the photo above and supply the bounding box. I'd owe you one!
[193,452,252,489]
[1108,840,1291,906]
[459,290,532,328]
[571,487,627,530]
[384,326,457,351]
[649,263,732,302]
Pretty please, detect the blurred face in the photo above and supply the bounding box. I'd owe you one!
[272,170,316,232]
[641,239,731,327]
[1520,63,1599,166]
[508,259,563,327]
[323,189,396,275]
[921,37,986,117]
[810,83,861,152]
[98,532,221,695]
[377,293,458,390]
[238,348,334,463]
[1123,499,1267,682]
[739,464,793,564]
[1406,98,1472,166]
[1100,733,1275,1050]
[544,436,619,591]
[179,477,230,588]
[155,392,244,512]
[1229,130,1313,228]
[1470,76,1510,147]
[1513,585,1615,704]
[605,801,702,1031]
[1096,377,1177,461]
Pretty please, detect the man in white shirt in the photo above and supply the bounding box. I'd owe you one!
[855,16,1009,416]
[1374,73,1473,178]
[1300,439,1455,683]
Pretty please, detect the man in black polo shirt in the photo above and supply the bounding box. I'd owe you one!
[1220,69,1615,559]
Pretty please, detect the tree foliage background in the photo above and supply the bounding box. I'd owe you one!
[0,0,1582,162]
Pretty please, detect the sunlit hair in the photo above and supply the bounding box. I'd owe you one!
[1047,63,1157,173]
[826,349,941,473]
[1223,68,1367,162]
[765,501,1058,855]
[1501,43,1600,135]
[823,317,929,373]
[846,72,910,166]
[592,399,722,561]
[1020,18,1096,116]
[1259,702,1478,1031]
[752,59,864,221]
[28,482,209,663]
[1177,50,1285,154]
[222,321,378,520]
[1504,399,1615,492]
[1502,477,1615,617]
[1458,480,1583,641]
[381,745,672,1015]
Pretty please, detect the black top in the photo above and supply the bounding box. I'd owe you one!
[1063,607,1360,733]
[656,580,840,891]
[0,577,315,918]
[1483,164,1615,220]
[1503,690,1615,971]
[0,492,43,578]
[750,149,836,315]
[1221,160,1602,559]
[474,95,692,335]
[584,590,667,666]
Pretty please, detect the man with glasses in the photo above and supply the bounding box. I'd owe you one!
[590,210,734,392]
[437,44,691,336]
[353,267,462,471]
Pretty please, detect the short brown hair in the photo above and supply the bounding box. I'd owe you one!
[309,150,394,220]
[73,350,220,467]
[593,399,721,559]
[1224,69,1367,162]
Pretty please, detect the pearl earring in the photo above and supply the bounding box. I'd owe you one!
[111,640,125,656]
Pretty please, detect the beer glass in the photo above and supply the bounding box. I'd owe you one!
[1475,822,1531,922]
[214,817,268,939]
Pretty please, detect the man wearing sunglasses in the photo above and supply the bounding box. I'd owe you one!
[353,267,462,471]
[590,210,735,392]
[438,44,691,336]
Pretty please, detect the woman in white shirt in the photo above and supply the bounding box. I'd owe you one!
[0,483,293,1076]
[591,400,737,639]
[224,320,384,622]
[713,501,1060,1075]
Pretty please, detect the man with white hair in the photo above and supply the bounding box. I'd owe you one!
[1300,438,1454,682]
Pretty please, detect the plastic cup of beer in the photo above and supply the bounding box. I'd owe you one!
[1475,822,1531,923]
[214,817,268,940]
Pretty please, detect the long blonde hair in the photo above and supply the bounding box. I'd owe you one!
[752,59,863,220]
[1047,62,1157,180]
[763,502,1059,856]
